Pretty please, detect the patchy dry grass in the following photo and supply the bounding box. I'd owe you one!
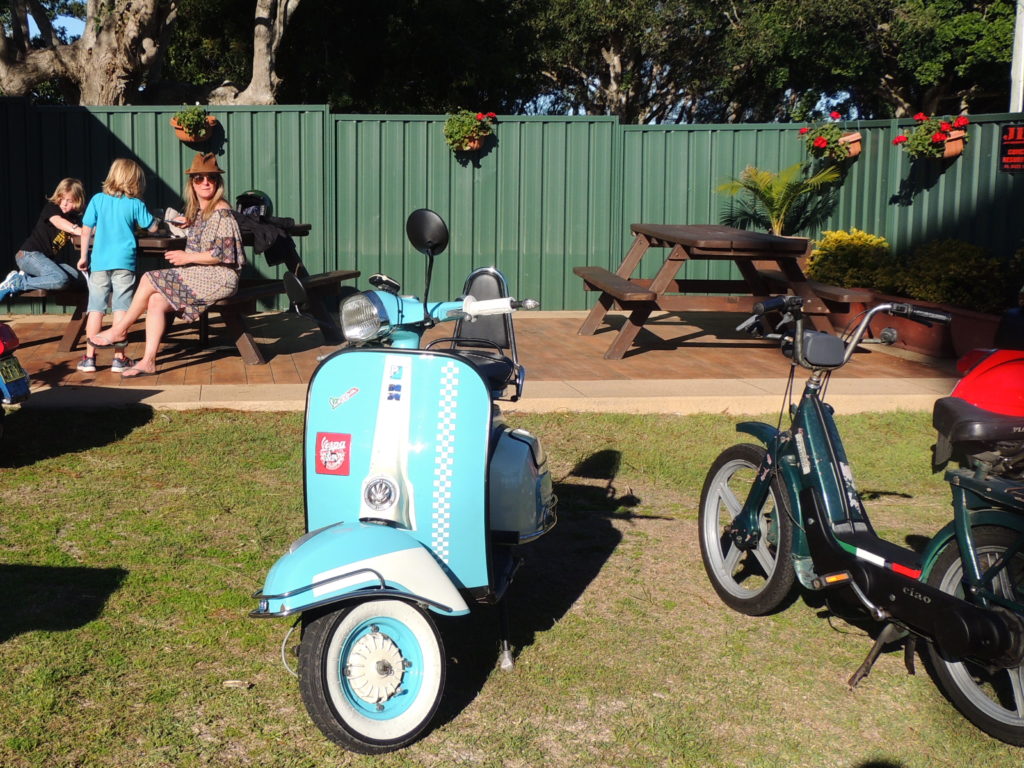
[0,408,1020,767]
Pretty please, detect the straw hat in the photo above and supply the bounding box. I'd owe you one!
[185,153,226,175]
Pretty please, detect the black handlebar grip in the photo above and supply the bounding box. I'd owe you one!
[753,295,788,315]
[910,307,952,325]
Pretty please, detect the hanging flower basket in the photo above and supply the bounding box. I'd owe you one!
[892,113,970,160]
[798,112,861,162]
[170,106,218,143]
[443,110,497,152]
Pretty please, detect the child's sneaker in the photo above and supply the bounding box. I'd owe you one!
[76,355,97,373]
[110,356,134,374]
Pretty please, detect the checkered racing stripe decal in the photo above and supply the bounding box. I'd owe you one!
[431,362,459,562]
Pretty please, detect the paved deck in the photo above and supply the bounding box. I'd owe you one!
[5,310,960,414]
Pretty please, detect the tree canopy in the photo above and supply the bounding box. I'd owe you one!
[0,0,1016,120]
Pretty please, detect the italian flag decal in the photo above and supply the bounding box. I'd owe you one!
[837,540,922,580]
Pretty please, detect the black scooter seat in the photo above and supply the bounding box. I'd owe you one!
[933,396,1024,445]
[458,350,517,391]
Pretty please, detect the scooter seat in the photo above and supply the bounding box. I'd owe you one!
[933,396,1024,445]
[459,350,517,391]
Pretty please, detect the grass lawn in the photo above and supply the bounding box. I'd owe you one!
[1,408,1021,768]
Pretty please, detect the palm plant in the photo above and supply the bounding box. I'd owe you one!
[717,162,841,236]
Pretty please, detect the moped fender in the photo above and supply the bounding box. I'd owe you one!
[736,421,780,446]
[251,523,470,618]
[919,511,1024,579]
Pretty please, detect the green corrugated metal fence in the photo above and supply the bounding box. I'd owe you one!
[2,100,1022,313]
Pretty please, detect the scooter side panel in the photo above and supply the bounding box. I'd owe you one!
[255,523,470,616]
[304,348,492,590]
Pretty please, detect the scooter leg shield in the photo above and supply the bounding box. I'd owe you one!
[251,523,469,618]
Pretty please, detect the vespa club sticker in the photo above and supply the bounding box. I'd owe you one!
[315,432,351,475]
[328,387,359,409]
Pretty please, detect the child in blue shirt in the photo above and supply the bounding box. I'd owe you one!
[77,158,158,373]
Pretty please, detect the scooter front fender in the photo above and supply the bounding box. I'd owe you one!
[251,523,470,618]
[736,421,779,446]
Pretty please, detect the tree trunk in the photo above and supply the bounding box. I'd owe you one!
[209,0,302,105]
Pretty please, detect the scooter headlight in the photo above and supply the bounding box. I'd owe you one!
[340,292,389,342]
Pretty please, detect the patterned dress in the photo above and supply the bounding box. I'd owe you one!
[148,207,246,322]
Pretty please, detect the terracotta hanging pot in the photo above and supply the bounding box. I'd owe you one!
[170,115,218,143]
[838,131,862,159]
[942,130,966,159]
[461,135,485,151]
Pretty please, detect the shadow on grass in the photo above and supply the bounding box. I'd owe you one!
[0,408,154,469]
[434,448,666,729]
[0,564,128,643]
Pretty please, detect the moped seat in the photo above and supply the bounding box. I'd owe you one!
[457,348,517,391]
[933,396,1024,445]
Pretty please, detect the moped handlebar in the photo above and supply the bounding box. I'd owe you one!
[888,303,952,326]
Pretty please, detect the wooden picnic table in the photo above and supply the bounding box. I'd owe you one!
[29,224,359,365]
[574,224,866,360]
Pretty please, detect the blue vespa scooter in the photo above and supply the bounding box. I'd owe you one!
[251,209,557,754]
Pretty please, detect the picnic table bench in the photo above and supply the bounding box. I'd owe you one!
[14,223,358,365]
[576,224,867,359]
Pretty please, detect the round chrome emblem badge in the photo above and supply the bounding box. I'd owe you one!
[364,476,397,511]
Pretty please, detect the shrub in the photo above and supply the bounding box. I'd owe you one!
[807,229,901,294]
[900,240,1023,314]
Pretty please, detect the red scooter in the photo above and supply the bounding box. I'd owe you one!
[934,306,1024,477]
[0,321,30,440]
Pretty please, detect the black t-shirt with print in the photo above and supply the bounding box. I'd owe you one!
[20,201,80,265]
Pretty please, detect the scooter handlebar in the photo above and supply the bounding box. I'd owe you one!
[461,296,541,317]
[753,295,804,316]
[889,303,952,326]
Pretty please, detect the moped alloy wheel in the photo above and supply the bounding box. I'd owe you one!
[926,525,1024,745]
[699,443,795,615]
[298,599,446,754]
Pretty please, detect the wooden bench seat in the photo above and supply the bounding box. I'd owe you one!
[755,269,872,309]
[573,266,656,302]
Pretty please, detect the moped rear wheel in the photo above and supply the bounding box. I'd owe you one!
[926,525,1024,745]
[699,443,794,615]
[298,599,445,754]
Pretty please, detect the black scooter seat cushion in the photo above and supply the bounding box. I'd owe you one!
[459,350,516,391]
[933,396,1024,445]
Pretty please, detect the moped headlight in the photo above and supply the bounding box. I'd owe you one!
[340,292,389,342]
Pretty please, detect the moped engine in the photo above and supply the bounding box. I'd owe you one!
[488,426,557,544]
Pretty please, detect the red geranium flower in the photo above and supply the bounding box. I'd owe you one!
[953,115,970,128]
[813,136,829,148]
[829,111,841,120]
[486,112,497,119]
[892,135,908,145]
[932,131,949,143]
[475,113,485,120]
[799,126,810,134]
[940,121,952,131]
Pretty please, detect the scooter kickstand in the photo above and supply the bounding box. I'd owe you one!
[849,623,905,688]
[497,600,515,671]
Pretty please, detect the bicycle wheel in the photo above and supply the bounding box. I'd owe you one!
[926,525,1024,745]
[698,443,794,615]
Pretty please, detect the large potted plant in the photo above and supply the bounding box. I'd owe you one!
[798,111,862,162]
[442,110,497,152]
[170,105,218,143]
[717,162,841,236]
[892,112,970,160]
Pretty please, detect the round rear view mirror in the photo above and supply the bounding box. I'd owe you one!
[406,209,449,257]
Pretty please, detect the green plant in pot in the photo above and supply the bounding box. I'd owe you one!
[443,109,497,152]
[171,105,216,142]
[717,162,841,236]
[892,113,970,160]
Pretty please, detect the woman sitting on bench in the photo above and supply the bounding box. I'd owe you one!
[88,153,245,377]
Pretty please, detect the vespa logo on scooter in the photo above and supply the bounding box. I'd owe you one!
[315,432,352,475]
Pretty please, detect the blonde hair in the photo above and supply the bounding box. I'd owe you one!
[48,178,85,211]
[182,173,226,222]
[101,158,147,199]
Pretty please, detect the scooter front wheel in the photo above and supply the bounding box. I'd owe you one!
[926,525,1024,745]
[699,443,794,615]
[298,599,446,754]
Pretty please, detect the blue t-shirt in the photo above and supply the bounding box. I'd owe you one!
[82,193,154,271]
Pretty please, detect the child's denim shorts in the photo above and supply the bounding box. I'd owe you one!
[87,269,136,313]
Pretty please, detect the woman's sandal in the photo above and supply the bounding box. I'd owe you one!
[121,366,157,378]
[90,333,127,350]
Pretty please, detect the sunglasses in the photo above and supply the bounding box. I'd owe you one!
[191,173,221,183]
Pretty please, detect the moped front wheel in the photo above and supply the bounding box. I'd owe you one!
[926,525,1024,745]
[298,599,445,754]
[699,443,794,615]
